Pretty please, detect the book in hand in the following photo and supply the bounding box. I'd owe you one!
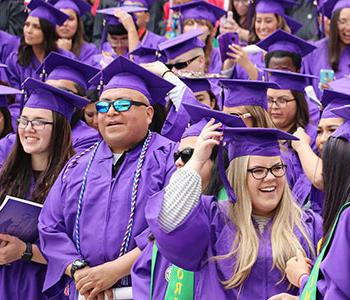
[0,195,43,243]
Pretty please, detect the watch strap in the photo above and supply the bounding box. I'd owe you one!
[21,242,33,261]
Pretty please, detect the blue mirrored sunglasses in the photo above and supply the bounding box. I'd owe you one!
[95,99,148,113]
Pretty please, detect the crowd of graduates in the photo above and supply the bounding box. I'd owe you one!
[0,0,349,299]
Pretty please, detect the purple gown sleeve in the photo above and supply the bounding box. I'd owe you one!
[146,192,217,271]
[161,88,199,142]
[318,208,350,298]
[5,52,22,90]
[38,167,81,298]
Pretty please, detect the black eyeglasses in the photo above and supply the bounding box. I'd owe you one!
[173,147,194,164]
[95,99,148,113]
[247,164,287,180]
[173,146,218,164]
[166,55,200,70]
[267,97,295,108]
[17,117,53,131]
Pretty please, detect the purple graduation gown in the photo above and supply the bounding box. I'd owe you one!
[0,175,66,300]
[5,49,76,91]
[77,42,99,62]
[0,30,19,65]
[303,38,350,99]
[0,132,15,166]
[300,207,350,299]
[38,134,176,299]
[232,51,264,80]
[71,121,101,153]
[142,194,323,299]
[207,47,222,74]
[140,30,167,48]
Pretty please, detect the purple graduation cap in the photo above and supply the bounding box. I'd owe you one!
[22,78,89,120]
[158,29,205,61]
[28,0,69,26]
[35,52,99,92]
[180,77,211,93]
[263,68,318,93]
[323,77,350,118]
[324,0,350,19]
[89,56,174,106]
[181,102,246,138]
[122,0,155,10]
[171,0,226,25]
[220,127,298,202]
[219,79,279,110]
[130,45,166,64]
[256,29,316,57]
[330,117,350,142]
[0,85,23,108]
[53,0,91,16]
[97,5,147,26]
[255,0,302,34]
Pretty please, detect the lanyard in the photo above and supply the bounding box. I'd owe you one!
[300,201,350,300]
[150,243,194,300]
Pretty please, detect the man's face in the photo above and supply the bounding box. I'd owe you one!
[167,49,205,75]
[267,56,298,72]
[98,88,154,152]
[107,33,129,55]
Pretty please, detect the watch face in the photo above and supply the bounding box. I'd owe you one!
[74,260,86,268]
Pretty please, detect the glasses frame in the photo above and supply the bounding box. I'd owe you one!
[166,55,201,70]
[17,117,53,131]
[247,164,287,180]
[267,97,295,108]
[95,99,148,113]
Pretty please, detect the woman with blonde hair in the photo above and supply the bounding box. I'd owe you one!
[144,124,322,299]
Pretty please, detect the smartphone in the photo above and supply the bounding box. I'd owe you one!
[319,69,335,84]
[217,32,239,63]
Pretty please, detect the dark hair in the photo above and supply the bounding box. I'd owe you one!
[149,103,166,133]
[70,13,85,58]
[18,18,58,67]
[288,90,309,134]
[264,50,302,71]
[107,24,128,35]
[228,0,252,30]
[328,9,343,72]
[322,137,350,250]
[0,111,74,204]
[249,14,290,44]
[208,90,219,110]
[203,145,228,197]
[0,107,14,139]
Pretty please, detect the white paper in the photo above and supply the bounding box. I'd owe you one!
[77,287,133,300]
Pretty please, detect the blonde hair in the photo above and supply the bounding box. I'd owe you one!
[217,156,315,291]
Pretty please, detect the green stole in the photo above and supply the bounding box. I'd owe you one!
[300,201,350,300]
[150,243,194,300]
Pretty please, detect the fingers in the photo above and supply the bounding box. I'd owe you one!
[88,288,103,300]
[105,289,114,300]
[80,281,96,295]
[0,234,13,242]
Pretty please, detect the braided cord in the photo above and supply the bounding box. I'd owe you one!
[74,141,101,256]
[118,130,153,257]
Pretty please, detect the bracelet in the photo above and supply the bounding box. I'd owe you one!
[161,70,173,78]
[297,273,309,288]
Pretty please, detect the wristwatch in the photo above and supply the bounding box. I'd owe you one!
[21,242,33,261]
[70,259,88,280]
